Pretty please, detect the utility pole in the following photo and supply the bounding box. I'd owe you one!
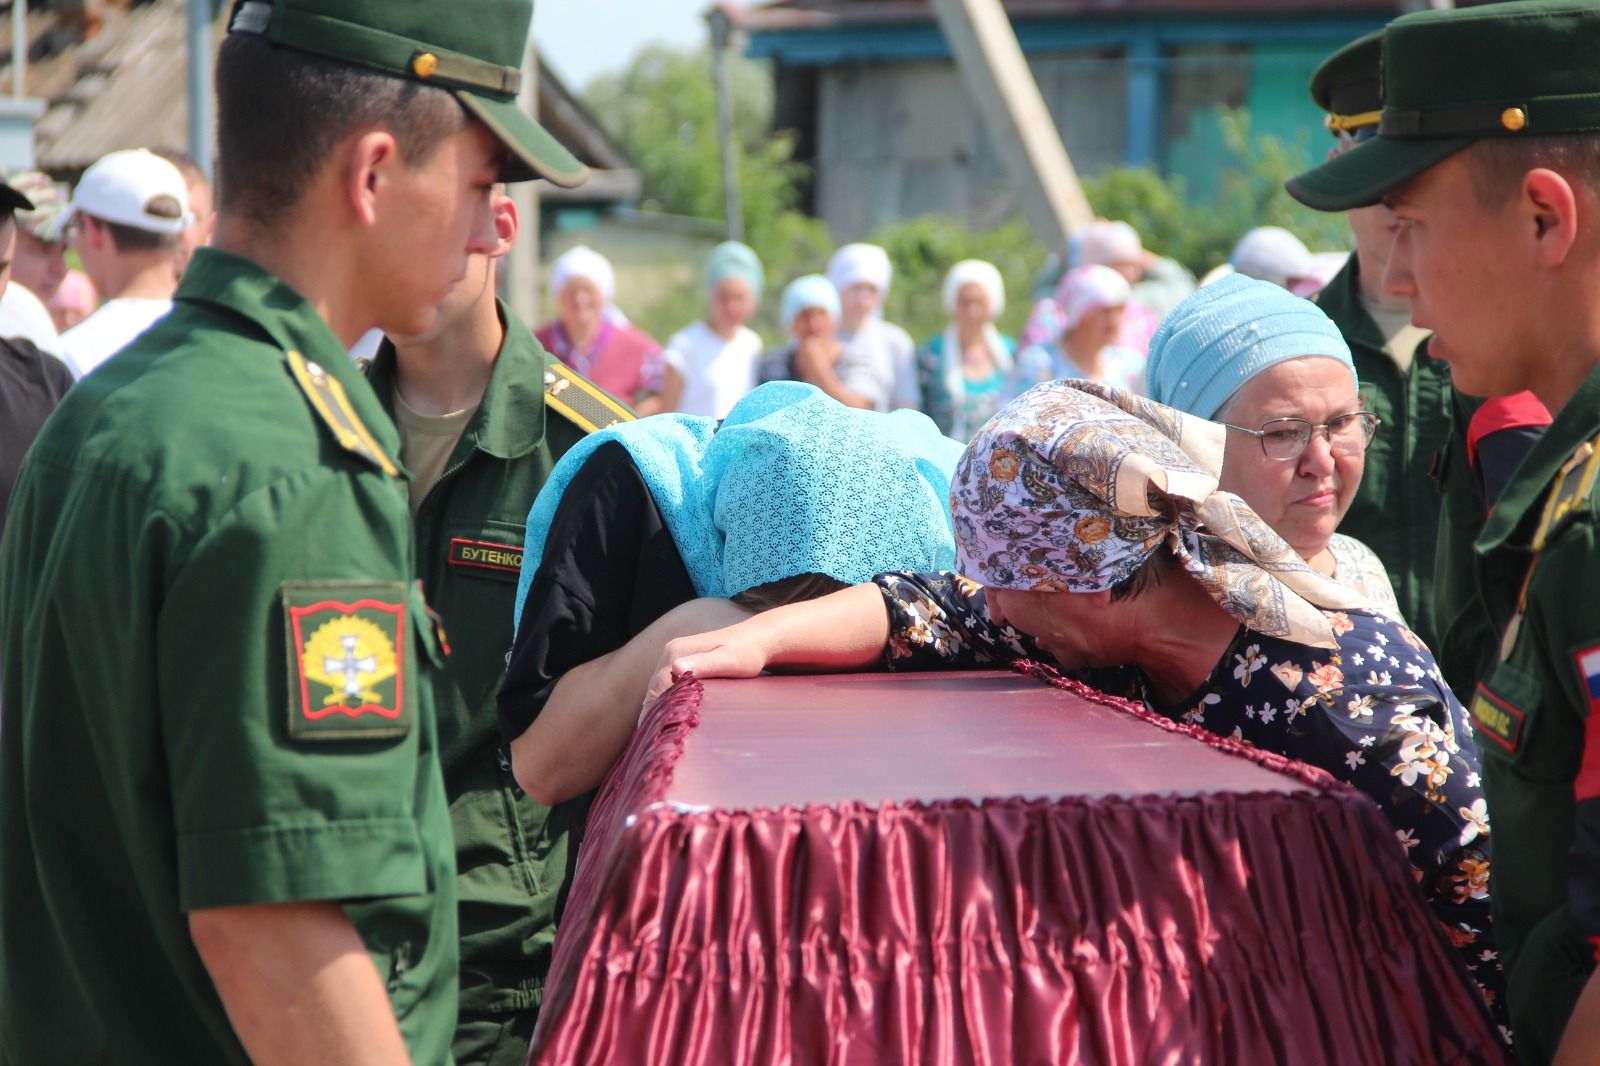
[503,41,542,324]
[186,0,213,177]
[707,5,742,242]
[12,0,25,99]
[928,0,1092,250]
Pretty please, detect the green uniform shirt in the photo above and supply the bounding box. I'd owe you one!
[367,305,589,1054]
[0,249,457,1065]
[1471,363,1600,1061]
[1316,255,1454,650]
[1433,390,1496,701]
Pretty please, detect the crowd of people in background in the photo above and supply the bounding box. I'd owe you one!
[531,215,1391,446]
[4,134,1397,458]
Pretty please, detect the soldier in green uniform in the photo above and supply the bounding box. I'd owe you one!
[369,190,630,1063]
[0,1,587,1062]
[1303,31,1550,700]
[1288,2,1600,1060]
[1303,31,1453,651]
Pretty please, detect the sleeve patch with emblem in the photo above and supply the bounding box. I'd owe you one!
[282,582,410,740]
[1470,682,1526,754]
[1574,645,1600,804]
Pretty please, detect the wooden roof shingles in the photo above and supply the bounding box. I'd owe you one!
[22,0,639,202]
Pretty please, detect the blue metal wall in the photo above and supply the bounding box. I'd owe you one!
[746,13,1388,193]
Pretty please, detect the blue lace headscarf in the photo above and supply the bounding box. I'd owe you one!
[513,381,964,629]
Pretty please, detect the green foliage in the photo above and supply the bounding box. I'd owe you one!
[869,216,1046,344]
[584,45,809,250]
[586,51,1347,347]
[1084,111,1349,278]
[584,44,834,345]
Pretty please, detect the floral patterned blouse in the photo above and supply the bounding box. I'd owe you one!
[1327,532,1402,617]
[875,570,1507,1032]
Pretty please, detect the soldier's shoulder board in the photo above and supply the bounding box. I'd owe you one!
[1534,431,1600,551]
[286,349,399,476]
[543,360,634,434]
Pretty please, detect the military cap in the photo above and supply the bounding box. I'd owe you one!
[1310,31,1382,143]
[227,0,587,187]
[0,180,32,217]
[6,171,63,239]
[1289,0,1600,212]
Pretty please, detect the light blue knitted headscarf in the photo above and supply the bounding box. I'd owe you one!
[513,381,963,629]
[779,274,840,331]
[1145,273,1355,420]
[705,240,764,299]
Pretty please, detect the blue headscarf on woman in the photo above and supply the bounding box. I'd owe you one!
[513,381,964,628]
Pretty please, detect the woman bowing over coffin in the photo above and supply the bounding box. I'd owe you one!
[650,379,1507,1030]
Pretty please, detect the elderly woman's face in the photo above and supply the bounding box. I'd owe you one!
[840,281,881,324]
[1217,357,1364,564]
[953,282,992,331]
[557,276,605,334]
[986,585,1142,672]
[1069,304,1125,352]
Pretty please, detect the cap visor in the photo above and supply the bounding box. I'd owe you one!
[458,92,589,188]
[1286,135,1472,212]
[0,183,33,213]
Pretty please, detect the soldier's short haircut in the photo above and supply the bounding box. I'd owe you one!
[1467,134,1600,209]
[215,33,467,227]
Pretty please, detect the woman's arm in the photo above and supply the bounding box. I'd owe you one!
[511,597,752,804]
[632,363,683,416]
[644,582,893,704]
[793,338,875,409]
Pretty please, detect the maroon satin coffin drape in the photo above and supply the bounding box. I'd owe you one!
[529,669,1505,1065]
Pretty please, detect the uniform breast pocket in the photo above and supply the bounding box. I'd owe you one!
[1472,659,1556,779]
[445,521,527,584]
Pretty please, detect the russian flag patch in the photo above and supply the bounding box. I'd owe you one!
[1577,644,1600,712]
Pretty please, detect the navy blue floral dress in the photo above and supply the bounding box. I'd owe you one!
[874,570,1508,1034]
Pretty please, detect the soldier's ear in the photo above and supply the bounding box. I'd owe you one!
[489,190,517,260]
[345,130,401,228]
[1522,167,1577,267]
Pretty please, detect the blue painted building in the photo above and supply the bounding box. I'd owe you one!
[730,0,1417,237]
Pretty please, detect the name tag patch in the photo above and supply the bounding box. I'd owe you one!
[1470,683,1526,754]
[282,582,410,741]
[449,537,523,577]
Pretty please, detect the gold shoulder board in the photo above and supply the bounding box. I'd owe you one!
[286,350,399,477]
[1533,431,1600,552]
[544,360,634,434]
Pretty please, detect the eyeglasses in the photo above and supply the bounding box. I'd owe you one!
[1219,411,1380,461]
[1334,126,1379,151]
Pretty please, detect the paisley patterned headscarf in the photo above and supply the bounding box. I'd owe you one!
[952,380,1368,649]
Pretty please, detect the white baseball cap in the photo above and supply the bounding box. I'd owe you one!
[63,149,192,236]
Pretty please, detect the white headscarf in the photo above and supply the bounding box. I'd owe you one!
[940,259,1005,318]
[938,259,1013,441]
[1072,220,1143,270]
[1228,227,1313,290]
[826,243,893,300]
[550,245,616,306]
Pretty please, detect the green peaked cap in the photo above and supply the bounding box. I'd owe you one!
[227,0,587,187]
[1289,0,1600,212]
[1309,30,1381,121]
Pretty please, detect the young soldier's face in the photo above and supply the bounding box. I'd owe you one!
[1381,153,1533,398]
[371,121,502,338]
